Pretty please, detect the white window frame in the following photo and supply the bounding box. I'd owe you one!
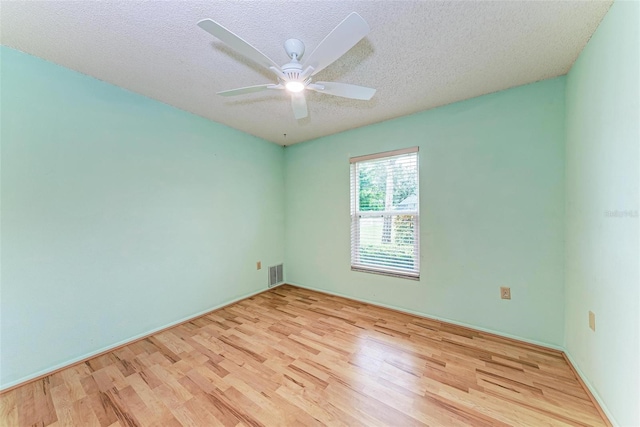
[350,147,420,280]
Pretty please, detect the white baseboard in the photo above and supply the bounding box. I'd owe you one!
[285,281,564,351]
[0,286,272,392]
[563,351,618,426]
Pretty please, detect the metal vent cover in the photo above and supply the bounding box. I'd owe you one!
[268,263,283,288]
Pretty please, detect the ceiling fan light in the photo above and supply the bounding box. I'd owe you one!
[285,81,305,93]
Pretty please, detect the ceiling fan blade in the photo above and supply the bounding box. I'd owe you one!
[309,82,376,100]
[217,84,281,97]
[198,19,281,70]
[291,93,308,119]
[302,12,370,76]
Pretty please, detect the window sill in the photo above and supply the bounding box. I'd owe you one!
[351,266,420,281]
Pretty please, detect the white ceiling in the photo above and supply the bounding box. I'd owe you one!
[1,1,611,145]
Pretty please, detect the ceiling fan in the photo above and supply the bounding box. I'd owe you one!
[197,12,376,120]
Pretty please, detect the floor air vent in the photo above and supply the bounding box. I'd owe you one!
[268,264,283,288]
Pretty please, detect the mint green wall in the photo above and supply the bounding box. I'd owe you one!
[0,47,284,389]
[3,5,636,423]
[565,1,639,425]
[285,78,566,346]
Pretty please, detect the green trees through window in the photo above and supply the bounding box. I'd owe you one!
[358,159,417,211]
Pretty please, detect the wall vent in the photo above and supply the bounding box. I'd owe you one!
[268,264,283,288]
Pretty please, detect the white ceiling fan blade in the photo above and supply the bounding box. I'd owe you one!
[217,84,280,97]
[302,12,370,76]
[291,93,308,119]
[198,19,281,70]
[309,82,376,100]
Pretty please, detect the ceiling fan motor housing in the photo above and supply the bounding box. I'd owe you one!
[281,61,304,82]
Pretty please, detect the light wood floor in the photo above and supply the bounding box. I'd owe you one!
[1,284,608,426]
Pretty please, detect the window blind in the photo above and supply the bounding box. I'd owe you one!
[350,147,420,279]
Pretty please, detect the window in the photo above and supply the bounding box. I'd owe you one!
[350,147,420,279]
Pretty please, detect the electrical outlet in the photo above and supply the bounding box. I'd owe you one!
[589,311,595,331]
[256,261,261,270]
[500,287,511,300]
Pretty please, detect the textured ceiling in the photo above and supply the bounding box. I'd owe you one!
[0,1,611,145]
